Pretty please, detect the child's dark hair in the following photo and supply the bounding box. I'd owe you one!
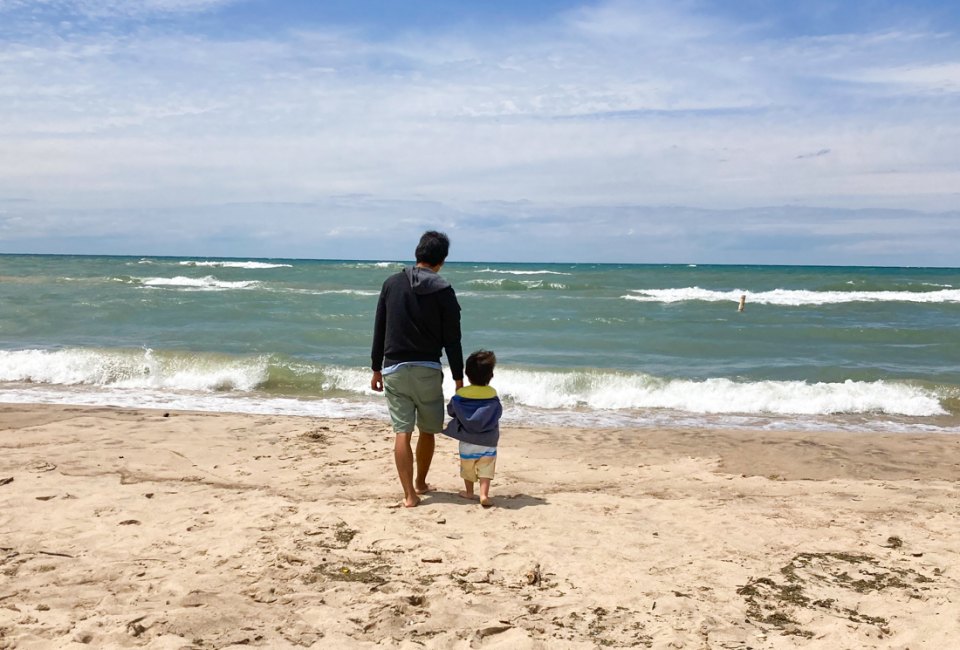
[465,349,496,386]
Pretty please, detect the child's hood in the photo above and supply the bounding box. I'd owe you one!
[450,385,501,433]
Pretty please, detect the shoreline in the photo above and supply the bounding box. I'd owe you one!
[2,403,959,648]
[2,386,959,437]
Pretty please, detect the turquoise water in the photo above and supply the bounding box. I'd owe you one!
[2,254,959,432]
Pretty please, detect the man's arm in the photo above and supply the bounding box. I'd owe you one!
[440,288,464,386]
[371,287,387,392]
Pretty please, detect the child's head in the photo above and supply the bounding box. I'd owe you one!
[465,349,496,386]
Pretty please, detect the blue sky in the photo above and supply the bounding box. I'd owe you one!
[0,0,958,265]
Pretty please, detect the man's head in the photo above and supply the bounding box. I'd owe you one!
[465,349,496,386]
[415,231,450,267]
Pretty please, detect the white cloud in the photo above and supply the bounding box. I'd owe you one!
[840,62,960,93]
[0,0,958,262]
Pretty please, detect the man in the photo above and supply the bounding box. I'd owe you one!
[371,231,464,507]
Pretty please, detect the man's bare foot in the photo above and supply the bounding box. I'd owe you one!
[403,495,421,508]
[415,483,436,495]
[480,497,493,508]
[458,490,478,500]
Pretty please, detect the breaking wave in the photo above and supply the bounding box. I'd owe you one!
[624,287,960,305]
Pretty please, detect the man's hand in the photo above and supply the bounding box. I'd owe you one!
[455,379,464,390]
[371,371,384,392]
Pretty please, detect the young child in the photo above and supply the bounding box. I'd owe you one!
[442,350,502,507]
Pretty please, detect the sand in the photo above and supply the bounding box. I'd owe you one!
[1,403,959,649]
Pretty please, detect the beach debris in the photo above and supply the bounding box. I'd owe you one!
[35,495,56,501]
[525,563,542,587]
[0,478,12,486]
[454,568,493,585]
[310,561,388,585]
[334,522,357,546]
[118,520,141,526]
[883,535,904,549]
[476,623,512,639]
[302,428,330,444]
[26,460,56,473]
[420,556,443,563]
[126,616,149,637]
[738,551,934,638]
[248,588,278,604]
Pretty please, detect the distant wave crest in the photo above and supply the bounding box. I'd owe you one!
[179,261,292,269]
[476,268,572,276]
[466,278,568,291]
[624,287,960,305]
[135,275,259,290]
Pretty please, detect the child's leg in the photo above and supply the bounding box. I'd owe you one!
[478,478,492,506]
[476,455,496,506]
[458,458,478,500]
[459,479,476,500]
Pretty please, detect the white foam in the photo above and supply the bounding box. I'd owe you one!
[466,278,567,290]
[476,268,572,276]
[492,368,946,417]
[346,262,402,269]
[0,386,386,421]
[0,349,949,421]
[0,348,268,392]
[179,261,292,269]
[138,275,260,290]
[623,287,960,305]
[312,289,379,297]
[275,288,379,297]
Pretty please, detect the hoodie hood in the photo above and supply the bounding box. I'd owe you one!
[405,266,451,295]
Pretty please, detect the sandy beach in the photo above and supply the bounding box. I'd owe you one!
[1,404,958,649]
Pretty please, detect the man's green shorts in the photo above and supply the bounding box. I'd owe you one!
[383,365,445,434]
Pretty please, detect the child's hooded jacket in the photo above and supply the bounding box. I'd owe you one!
[443,385,502,448]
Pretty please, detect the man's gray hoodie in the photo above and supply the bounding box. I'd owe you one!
[371,266,464,380]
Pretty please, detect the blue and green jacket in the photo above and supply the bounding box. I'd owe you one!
[443,385,502,448]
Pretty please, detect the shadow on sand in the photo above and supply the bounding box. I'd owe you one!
[421,491,548,510]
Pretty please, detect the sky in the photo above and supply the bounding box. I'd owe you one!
[0,0,958,265]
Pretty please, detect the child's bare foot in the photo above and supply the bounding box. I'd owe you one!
[479,497,493,508]
[458,490,478,500]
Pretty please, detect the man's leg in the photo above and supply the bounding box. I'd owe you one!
[414,432,435,494]
[394,433,419,507]
[384,369,420,507]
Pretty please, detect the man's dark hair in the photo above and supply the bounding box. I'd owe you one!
[465,349,496,386]
[415,231,450,266]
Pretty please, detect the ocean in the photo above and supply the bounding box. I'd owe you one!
[2,254,959,433]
